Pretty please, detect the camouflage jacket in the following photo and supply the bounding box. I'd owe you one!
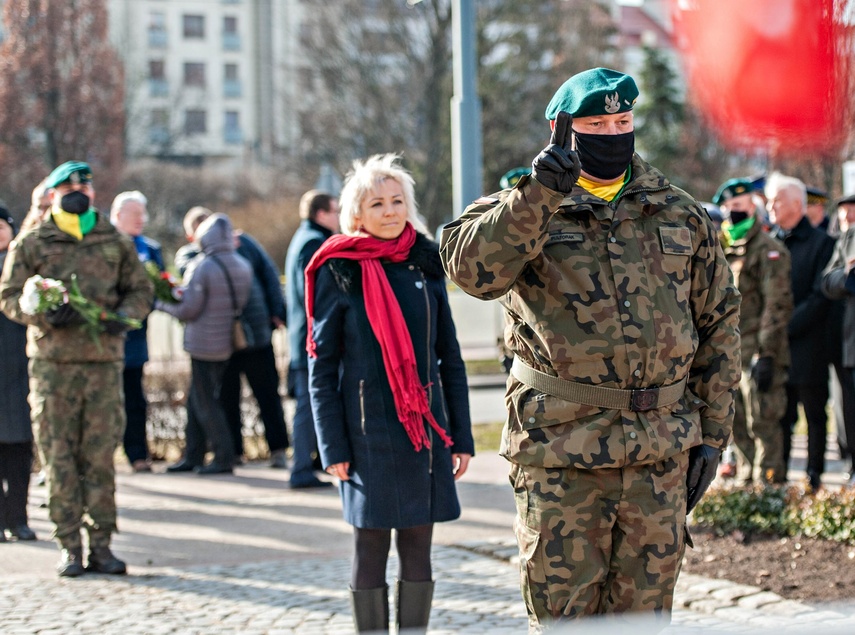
[440,155,741,469]
[0,213,153,363]
[722,220,792,368]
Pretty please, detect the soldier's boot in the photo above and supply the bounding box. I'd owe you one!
[56,542,86,578]
[86,531,127,575]
[395,579,434,634]
[349,585,389,633]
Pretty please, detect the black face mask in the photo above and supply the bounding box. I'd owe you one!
[728,210,750,225]
[60,191,91,215]
[573,130,635,180]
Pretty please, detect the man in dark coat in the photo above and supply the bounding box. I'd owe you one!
[821,194,855,487]
[284,190,340,489]
[767,173,836,491]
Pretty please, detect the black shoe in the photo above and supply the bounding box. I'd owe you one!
[8,525,37,541]
[57,547,86,577]
[0,531,5,543]
[807,470,822,493]
[194,463,233,475]
[166,460,198,473]
[86,546,127,574]
[290,476,333,489]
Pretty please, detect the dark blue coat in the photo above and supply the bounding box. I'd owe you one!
[308,234,474,529]
[285,220,333,370]
[125,235,164,368]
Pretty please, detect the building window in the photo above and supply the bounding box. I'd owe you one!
[185,109,207,135]
[183,15,205,39]
[223,16,240,50]
[183,62,206,87]
[149,109,170,144]
[148,11,167,48]
[224,63,241,98]
[148,60,168,97]
[224,111,242,144]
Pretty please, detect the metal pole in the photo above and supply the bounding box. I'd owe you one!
[451,0,483,218]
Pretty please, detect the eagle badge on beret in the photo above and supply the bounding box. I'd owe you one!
[605,93,620,114]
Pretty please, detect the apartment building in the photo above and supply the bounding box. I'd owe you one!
[108,0,305,167]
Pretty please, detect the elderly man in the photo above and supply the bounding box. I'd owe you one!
[111,191,164,473]
[0,161,152,577]
[714,177,793,485]
[766,174,835,491]
[441,67,741,630]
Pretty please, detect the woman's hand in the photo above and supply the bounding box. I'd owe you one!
[326,462,350,481]
[452,453,471,480]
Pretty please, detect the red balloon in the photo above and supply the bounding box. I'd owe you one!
[671,0,852,155]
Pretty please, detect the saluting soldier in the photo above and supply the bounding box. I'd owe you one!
[714,177,792,484]
[0,161,153,577]
[440,68,741,631]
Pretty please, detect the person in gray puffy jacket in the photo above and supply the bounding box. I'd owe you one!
[156,213,252,474]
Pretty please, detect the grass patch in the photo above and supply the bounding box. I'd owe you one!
[465,358,504,376]
[473,421,504,454]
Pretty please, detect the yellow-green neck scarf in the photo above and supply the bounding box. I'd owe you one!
[725,215,755,243]
[52,208,97,240]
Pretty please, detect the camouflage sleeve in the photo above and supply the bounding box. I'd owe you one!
[439,176,565,300]
[689,213,742,449]
[115,238,154,322]
[757,243,793,360]
[0,235,42,327]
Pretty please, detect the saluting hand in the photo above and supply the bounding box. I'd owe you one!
[531,111,581,194]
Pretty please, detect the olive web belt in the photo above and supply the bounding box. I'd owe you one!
[511,357,688,412]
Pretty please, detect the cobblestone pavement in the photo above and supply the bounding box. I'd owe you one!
[2,431,854,633]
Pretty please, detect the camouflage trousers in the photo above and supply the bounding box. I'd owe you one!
[29,359,125,549]
[732,369,786,483]
[510,452,689,633]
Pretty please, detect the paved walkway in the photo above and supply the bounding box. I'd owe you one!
[2,444,854,634]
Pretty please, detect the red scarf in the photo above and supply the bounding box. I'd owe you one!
[304,223,452,452]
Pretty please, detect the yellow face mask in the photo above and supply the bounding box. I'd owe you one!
[52,208,96,240]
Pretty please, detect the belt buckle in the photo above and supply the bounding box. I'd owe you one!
[630,387,659,412]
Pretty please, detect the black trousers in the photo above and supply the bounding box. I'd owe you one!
[221,344,290,455]
[122,365,150,464]
[780,382,829,475]
[0,442,32,528]
[185,358,234,467]
[833,363,855,469]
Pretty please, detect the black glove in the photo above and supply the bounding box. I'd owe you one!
[686,444,722,514]
[750,356,774,393]
[45,303,81,327]
[531,111,581,194]
[102,314,131,336]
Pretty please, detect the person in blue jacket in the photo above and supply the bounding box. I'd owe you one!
[305,154,474,633]
[111,191,164,473]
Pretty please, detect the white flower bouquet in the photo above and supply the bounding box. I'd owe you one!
[19,274,141,345]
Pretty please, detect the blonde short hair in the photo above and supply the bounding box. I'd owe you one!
[338,154,427,236]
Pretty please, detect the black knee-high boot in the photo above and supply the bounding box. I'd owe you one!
[395,579,434,633]
[350,585,389,633]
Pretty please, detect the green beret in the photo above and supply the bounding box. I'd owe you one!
[545,68,639,120]
[44,161,93,189]
[499,167,531,189]
[712,178,754,205]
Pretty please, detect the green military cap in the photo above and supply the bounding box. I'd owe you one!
[44,161,93,189]
[712,177,754,205]
[806,186,829,206]
[545,67,639,120]
[500,167,531,189]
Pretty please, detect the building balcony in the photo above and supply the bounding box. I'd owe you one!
[222,32,241,51]
[148,79,169,98]
[223,79,242,98]
[148,30,168,48]
[224,128,243,144]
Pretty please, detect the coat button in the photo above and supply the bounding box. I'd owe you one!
[633,369,641,377]
[629,432,637,439]
[415,281,424,289]
[528,417,536,424]
[609,236,617,243]
[623,300,631,307]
